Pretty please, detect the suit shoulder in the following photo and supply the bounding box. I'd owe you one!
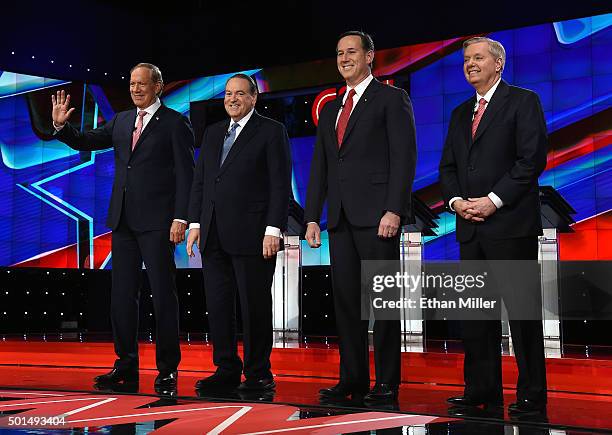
[256,113,287,131]
[507,84,540,101]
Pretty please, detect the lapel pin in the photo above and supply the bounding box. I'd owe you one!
[155,116,159,120]
[364,98,367,102]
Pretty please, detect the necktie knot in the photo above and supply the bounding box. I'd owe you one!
[478,98,487,107]
[346,88,356,101]
[138,110,147,118]
[229,122,239,132]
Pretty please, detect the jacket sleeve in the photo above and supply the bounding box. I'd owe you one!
[172,115,195,221]
[187,127,208,225]
[304,112,328,224]
[491,92,548,206]
[384,88,417,219]
[54,115,116,151]
[439,109,463,208]
[265,123,292,231]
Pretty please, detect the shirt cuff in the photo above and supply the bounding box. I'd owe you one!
[449,196,463,212]
[189,223,201,230]
[265,226,282,237]
[488,192,503,209]
[53,121,65,131]
[173,219,187,225]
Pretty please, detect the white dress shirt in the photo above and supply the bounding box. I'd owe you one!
[189,108,282,238]
[449,78,504,212]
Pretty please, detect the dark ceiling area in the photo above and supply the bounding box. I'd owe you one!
[3,1,611,84]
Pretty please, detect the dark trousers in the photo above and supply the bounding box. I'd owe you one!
[328,210,401,389]
[459,234,547,404]
[201,214,276,380]
[110,213,181,374]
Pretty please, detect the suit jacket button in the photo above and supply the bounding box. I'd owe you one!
[215,177,220,183]
[127,165,131,169]
[469,165,475,171]
[339,158,344,163]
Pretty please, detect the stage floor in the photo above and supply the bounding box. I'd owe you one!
[0,335,611,433]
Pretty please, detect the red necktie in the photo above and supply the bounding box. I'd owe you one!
[132,110,147,150]
[336,89,356,147]
[471,98,487,139]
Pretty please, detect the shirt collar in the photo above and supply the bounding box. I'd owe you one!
[476,77,501,104]
[347,73,374,99]
[230,108,255,130]
[138,97,161,115]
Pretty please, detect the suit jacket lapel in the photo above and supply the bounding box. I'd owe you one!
[218,112,261,175]
[131,105,165,157]
[461,97,476,150]
[328,96,343,150]
[340,79,381,150]
[472,80,510,145]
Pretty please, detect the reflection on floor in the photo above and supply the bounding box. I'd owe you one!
[0,335,611,433]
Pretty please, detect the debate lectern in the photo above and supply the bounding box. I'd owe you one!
[270,198,304,333]
[500,186,576,345]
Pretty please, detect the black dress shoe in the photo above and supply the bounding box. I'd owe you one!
[508,399,546,415]
[155,371,178,388]
[94,368,138,384]
[446,395,502,408]
[363,384,399,402]
[319,383,368,399]
[237,377,276,391]
[195,372,241,390]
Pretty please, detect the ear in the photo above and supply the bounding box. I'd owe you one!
[366,50,374,67]
[495,57,503,73]
[155,81,163,96]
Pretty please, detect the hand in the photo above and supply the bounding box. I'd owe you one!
[169,220,187,244]
[452,199,484,222]
[186,228,200,256]
[466,197,497,219]
[51,90,76,127]
[262,235,281,259]
[305,223,321,248]
[378,211,400,238]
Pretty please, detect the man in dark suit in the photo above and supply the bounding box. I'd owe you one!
[305,31,417,402]
[51,63,195,391]
[439,37,548,415]
[186,74,291,392]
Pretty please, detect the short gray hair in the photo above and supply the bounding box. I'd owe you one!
[130,63,164,96]
[462,37,506,73]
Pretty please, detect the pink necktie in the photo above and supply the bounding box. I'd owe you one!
[336,89,356,147]
[132,110,147,150]
[471,98,487,139]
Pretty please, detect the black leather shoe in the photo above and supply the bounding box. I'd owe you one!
[508,399,546,415]
[237,377,276,391]
[446,395,502,408]
[363,384,399,402]
[195,372,241,390]
[94,368,138,384]
[155,371,178,388]
[319,383,368,399]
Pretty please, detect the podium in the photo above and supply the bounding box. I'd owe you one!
[271,198,303,333]
[500,186,576,343]
[399,195,440,338]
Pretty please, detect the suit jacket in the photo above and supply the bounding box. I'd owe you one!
[56,105,195,232]
[188,111,291,256]
[439,80,548,242]
[305,79,417,229]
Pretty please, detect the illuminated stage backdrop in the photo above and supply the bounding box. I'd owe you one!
[0,13,610,268]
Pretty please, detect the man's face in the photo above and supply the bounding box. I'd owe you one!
[463,42,502,90]
[336,35,373,86]
[130,67,161,109]
[224,77,257,121]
